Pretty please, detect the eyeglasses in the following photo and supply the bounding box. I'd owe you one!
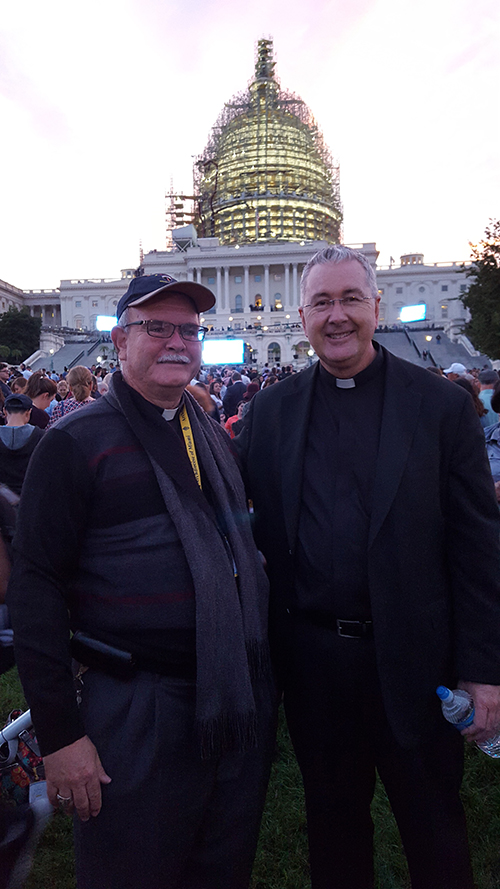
[302,296,374,312]
[123,320,208,342]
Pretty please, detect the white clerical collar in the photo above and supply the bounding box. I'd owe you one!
[336,378,356,389]
[162,407,179,421]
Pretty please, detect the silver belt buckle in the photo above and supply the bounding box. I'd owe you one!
[336,619,361,639]
[336,619,371,639]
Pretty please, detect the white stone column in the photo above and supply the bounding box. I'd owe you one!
[216,267,222,307]
[284,264,290,307]
[264,265,270,308]
[244,267,250,310]
[187,268,194,282]
[223,267,230,311]
[292,264,298,307]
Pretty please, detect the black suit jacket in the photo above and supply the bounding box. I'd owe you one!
[235,348,500,745]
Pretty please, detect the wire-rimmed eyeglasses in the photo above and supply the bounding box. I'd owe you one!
[123,320,208,341]
[302,296,374,312]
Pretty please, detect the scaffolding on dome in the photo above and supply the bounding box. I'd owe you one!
[193,38,342,246]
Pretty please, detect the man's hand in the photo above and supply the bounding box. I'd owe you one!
[458,681,500,743]
[44,735,111,821]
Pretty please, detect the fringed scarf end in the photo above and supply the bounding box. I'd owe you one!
[197,711,258,760]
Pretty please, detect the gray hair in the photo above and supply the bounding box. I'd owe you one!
[300,245,379,304]
[117,308,131,329]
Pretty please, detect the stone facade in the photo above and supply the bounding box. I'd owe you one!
[0,240,472,369]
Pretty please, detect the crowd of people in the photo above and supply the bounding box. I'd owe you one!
[2,355,500,499]
[0,251,500,889]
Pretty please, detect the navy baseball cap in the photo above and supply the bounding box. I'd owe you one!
[116,274,215,319]
[3,394,32,411]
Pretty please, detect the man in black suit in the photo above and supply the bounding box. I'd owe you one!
[236,245,500,889]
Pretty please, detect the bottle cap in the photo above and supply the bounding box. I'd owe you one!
[436,686,452,701]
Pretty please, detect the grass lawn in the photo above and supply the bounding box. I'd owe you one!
[2,668,500,888]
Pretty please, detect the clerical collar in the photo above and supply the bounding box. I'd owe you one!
[162,406,180,422]
[319,343,384,390]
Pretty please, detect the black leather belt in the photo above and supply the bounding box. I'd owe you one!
[291,611,373,640]
[135,656,195,681]
[71,631,196,681]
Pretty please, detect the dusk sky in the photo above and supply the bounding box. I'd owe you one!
[1,0,498,291]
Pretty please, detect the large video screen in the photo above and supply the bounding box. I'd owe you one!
[202,339,245,365]
[96,315,117,331]
[400,304,426,323]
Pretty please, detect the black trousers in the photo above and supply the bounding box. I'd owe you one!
[74,668,277,889]
[279,617,474,889]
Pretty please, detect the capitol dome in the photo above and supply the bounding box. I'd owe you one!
[194,39,342,246]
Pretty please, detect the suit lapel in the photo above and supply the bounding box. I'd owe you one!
[280,365,318,551]
[368,351,422,547]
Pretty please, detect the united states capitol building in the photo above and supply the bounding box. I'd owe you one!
[0,40,478,371]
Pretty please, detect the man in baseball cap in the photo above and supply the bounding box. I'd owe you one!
[0,394,44,496]
[8,272,275,889]
[443,362,467,380]
[478,369,499,427]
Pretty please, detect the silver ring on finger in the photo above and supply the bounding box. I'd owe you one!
[56,793,72,804]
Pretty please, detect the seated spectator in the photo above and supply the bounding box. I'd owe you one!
[209,379,223,411]
[478,370,499,427]
[9,377,28,395]
[224,401,246,439]
[230,401,251,438]
[55,379,71,402]
[222,373,247,419]
[262,374,278,388]
[0,364,11,399]
[97,372,115,395]
[90,375,102,400]
[453,378,488,422]
[483,385,500,504]
[48,366,94,426]
[0,395,44,496]
[242,381,260,402]
[25,373,57,429]
[443,362,467,381]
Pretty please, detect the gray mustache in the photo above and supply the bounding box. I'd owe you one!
[157,354,191,364]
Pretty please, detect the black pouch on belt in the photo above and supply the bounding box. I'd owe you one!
[70,631,136,680]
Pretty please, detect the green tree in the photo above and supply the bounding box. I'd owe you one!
[0,307,42,361]
[460,219,500,358]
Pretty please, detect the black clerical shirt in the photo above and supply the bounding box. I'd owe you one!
[294,345,385,620]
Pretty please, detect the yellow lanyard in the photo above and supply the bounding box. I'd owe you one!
[179,405,202,489]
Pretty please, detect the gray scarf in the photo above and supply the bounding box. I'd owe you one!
[107,375,271,758]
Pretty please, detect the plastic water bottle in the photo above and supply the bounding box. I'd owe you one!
[436,686,500,758]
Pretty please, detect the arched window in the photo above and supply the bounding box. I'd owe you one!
[274,293,283,311]
[267,342,281,363]
[293,341,311,361]
[234,294,243,313]
[74,315,84,330]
